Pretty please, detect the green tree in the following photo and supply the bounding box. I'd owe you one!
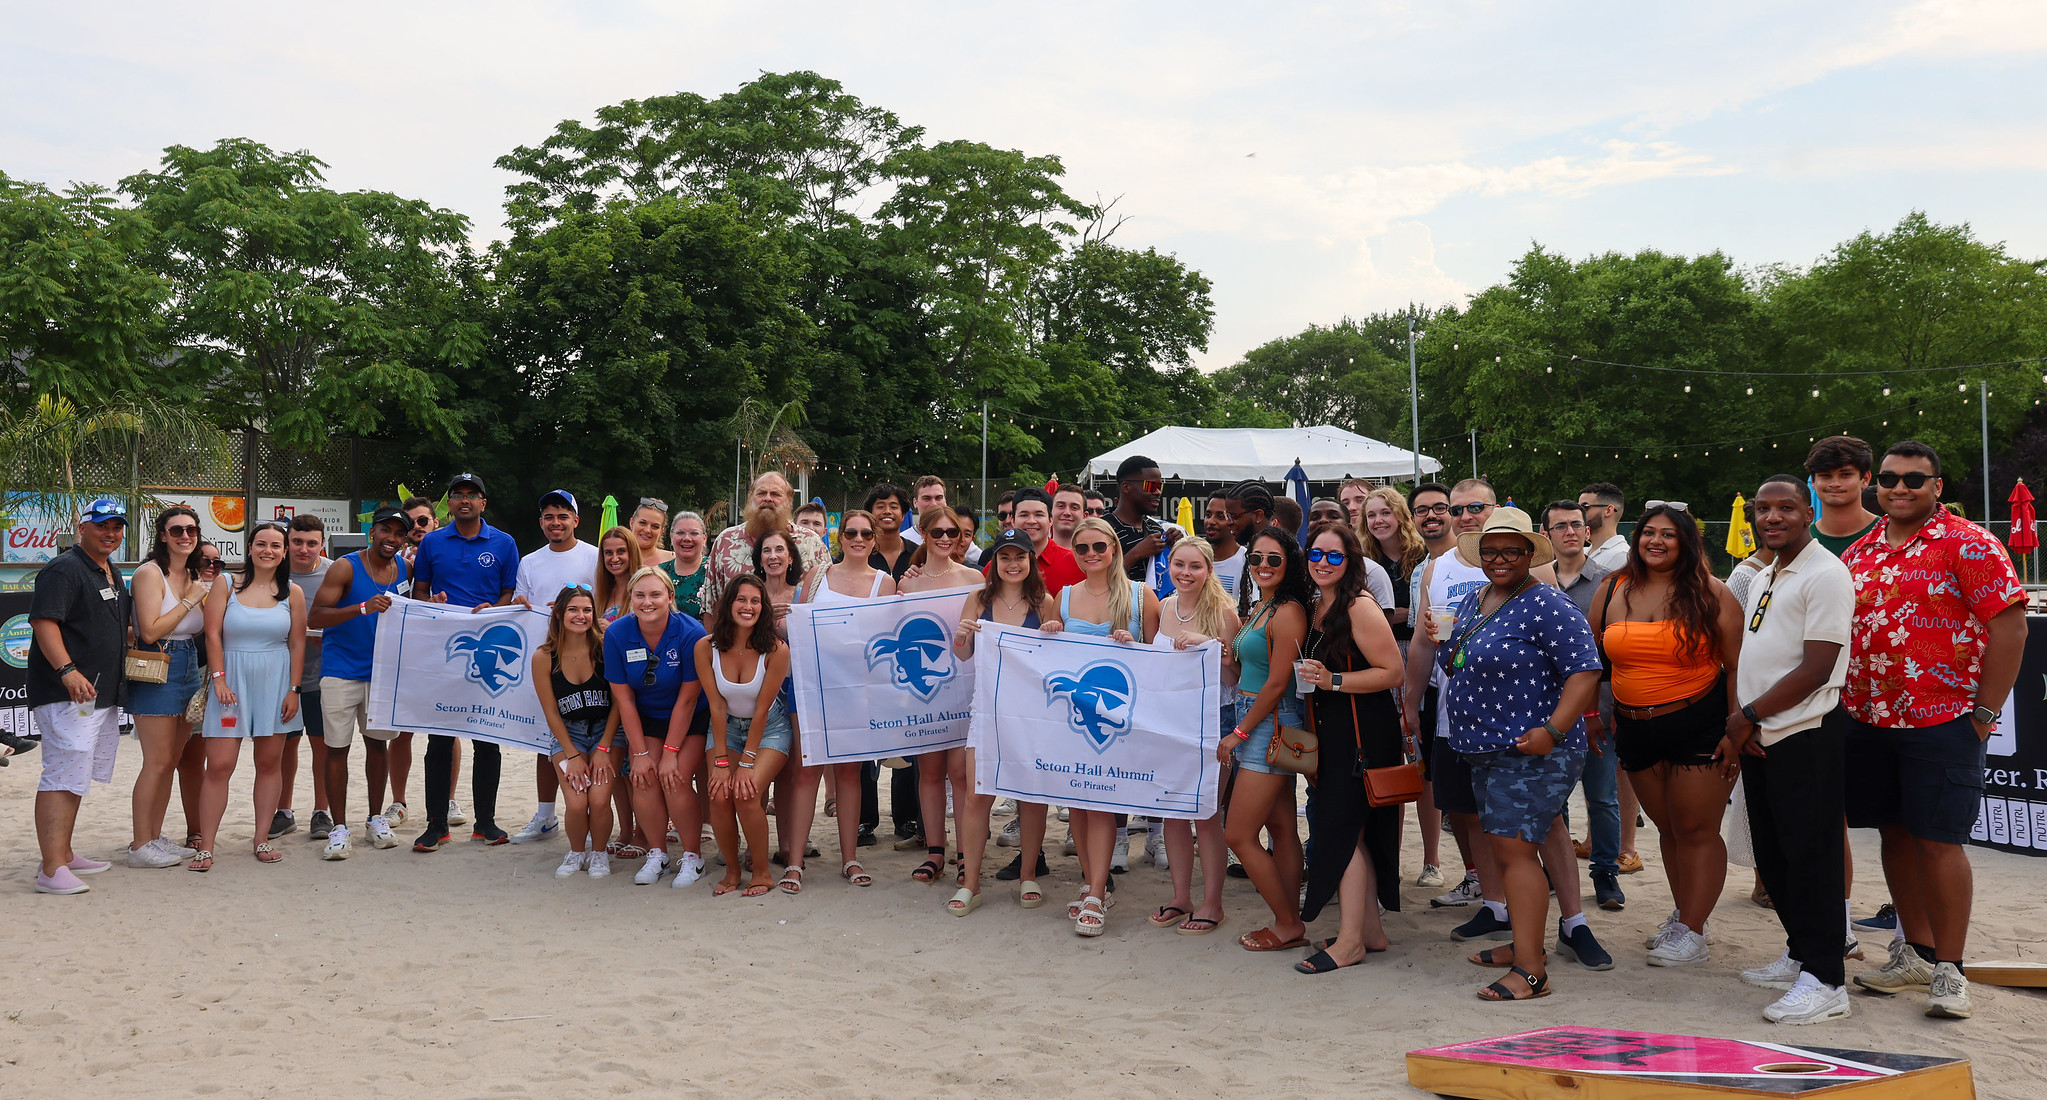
[120,139,482,449]
[0,174,166,403]
[1215,316,1414,437]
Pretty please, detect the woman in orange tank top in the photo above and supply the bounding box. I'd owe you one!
[1589,503,1745,968]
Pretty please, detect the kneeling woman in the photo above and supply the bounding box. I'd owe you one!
[1437,508,1602,1001]
[537,586,619,878]
[698,575,792,898]
[605,566,711,888]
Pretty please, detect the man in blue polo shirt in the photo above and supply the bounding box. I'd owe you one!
[410,472,521,851]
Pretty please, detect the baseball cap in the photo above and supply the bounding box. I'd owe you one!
[989,528,1036,557]
[448,472,487,495]
[81,497,128,523]
[369,505,411,529]
[538,489,579,513]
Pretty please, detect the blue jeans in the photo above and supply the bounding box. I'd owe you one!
[1580,733,1620,876]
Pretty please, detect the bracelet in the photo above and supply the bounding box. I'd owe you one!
[633,751,651,757]
[663,743,681,753]
[713,758,732,767]
[741,750,759,759]
[1540,720,1562,740]
[56,663,76,676]
[737,762,756,769]
[1581,711,1598,721]
[359,602,368,616]
[594,744,610,752]
[1229,726,1245,741]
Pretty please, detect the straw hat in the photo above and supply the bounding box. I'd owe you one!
[1457,506,1555,569]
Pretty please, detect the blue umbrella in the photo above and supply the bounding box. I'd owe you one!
[1284,458,1311,545]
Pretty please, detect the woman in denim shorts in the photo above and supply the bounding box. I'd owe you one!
[535,587,620,879]
[123,507,216,868]
[698,575,792,899]
[1216,527,1313,954]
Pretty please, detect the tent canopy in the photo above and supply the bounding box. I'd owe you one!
[1087,425,1442,484]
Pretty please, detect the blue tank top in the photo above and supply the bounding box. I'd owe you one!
[979,598,1041,630]
[321,551,409,682]
[1058,581,1143,637]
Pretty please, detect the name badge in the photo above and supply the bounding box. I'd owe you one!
[100,587,118,601]
[627,648,649,662]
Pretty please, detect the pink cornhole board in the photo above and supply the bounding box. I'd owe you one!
[1406,1026,1972,1098]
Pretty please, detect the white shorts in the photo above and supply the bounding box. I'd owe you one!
[33,701,122,795]
[319,677,397,750]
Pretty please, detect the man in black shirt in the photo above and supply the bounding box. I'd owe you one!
[1105,455,1178,585]
[863,482,918,580]
[30,497,133,894]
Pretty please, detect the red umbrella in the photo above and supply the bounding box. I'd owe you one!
[2008,478,2037,557]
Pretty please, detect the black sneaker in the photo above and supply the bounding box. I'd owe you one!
[412,828,449,853]
[856,826,878,848]
[1450,907,1515,941]
[1852,903,1899,932]
[893,822,922,841]
[1593,869,1626,911]
[1226,853,1248,879]
[1557,922,1614,971]
[307,809,334,839]
[268,808,298,840]
[994,852,1049,881]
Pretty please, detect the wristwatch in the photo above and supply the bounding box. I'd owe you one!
[1971,704,2000,725]
[1740,703,1759,725]
[1331,672,1344,690]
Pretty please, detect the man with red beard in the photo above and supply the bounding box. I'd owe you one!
[702,471,828,619]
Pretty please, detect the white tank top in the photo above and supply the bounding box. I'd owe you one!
[714,650,767,718]
[806,565,885,607]
[150,564,205,641]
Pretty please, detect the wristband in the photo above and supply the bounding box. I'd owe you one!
[1230,726,1245,741]
[1540,720,1562,740]
[594,744,610,752]
[663,743,681,752]
[56,663,77,676]
[359,602,368,616]
[211,671,226,680]
[1581,711,1598,721]
[713,758,732,767]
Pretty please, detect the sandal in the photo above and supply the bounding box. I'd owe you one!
[842,860,872,887]
[948,887,982,917]
[1075,895,1107,937]
[183,833,203,852]
[741,880,773,898]
[911,859,943,883]
[1238,927,1309,952]
[1468,945,1520,968]
[713,878,741,896]
[1019,879,1044,909]
[253,843,282,864]
[1149,905,1192,928]
[1177,916,1224,935]
[1478,965,1551,1002]
[823,797,838,818]
[778,866,805,895]
[617,843,647,860]
[188,850,213,872]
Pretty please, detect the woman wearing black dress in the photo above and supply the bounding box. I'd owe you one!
[1294,521,1407,974]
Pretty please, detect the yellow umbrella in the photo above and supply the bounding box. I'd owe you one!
[1725,493,1755,558]
[1175,495,1195,536]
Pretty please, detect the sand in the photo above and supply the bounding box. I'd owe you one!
[4,741,2045,1100]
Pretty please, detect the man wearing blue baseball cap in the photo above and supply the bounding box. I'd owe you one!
[29,498,132,894]
[505,488,598,844]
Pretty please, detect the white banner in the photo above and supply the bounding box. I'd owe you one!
[367,596,557,754]
[970,623,1224,821]
[255,496,353,533]
[790,587,977,765]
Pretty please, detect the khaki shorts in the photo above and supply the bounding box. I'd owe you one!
[319,677,397,750]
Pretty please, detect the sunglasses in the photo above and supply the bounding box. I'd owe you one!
[166,524,200,537]
[997,511,1014,521]
[1875,471,1935,490]
[1139,480,1164,493]
[638,497,668,512]
[841,528,874,539]
[1074,540,1114,556]
[1646,500,1690,514]
[1413,502,1451,516]
[928,527,962,540]
[199,557,224,570]
[1748,589,1773,633]
[1305,548,1346,565]
[410,515,433,527]
[1447,503,1492,517]
[642,660,658,687]
[1478,546,1531,563]
[1246,551,1287,567]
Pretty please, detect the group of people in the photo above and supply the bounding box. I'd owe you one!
[23,437,2022,1022]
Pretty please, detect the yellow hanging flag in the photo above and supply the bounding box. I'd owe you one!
[1725,493,1755,557]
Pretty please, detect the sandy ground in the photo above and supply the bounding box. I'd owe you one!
[3,737,2044,1100]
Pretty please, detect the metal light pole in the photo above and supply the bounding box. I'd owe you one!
[1981,380,1992,523]
[1408,315,1421,483]
[1470,429,1478,480]
[980,400,990,541]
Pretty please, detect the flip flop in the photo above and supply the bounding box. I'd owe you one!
[1238,927,1309,952]
[1149,905,1192,927]
[1295,949,1367,975]
[713,879,741,896]
[741,881,773,898]
[1177,916,1224,935]
[253,843,282,864]
[1019,879,1044,909]
[948,888,982,917]
[187,850,213,873]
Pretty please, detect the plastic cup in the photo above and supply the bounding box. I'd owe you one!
[1429,605,1456,642]
[1292,659,1314,695]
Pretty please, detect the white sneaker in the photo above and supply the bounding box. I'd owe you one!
[1648,926,1710,967]
[1742,952,1804,990]
[1430,870,1483,908]
[995,798,1018,816]
[1062,831,1077,856]
[383,801,408,828]
[1111,827,1129,873]
[671,851,706,888]
[365,815,398,849]
[158,835,198,859]
[1647,909,1714,948]
[1764,972,1852,1025]
[1926,962,1972,1019]
[1414,863,1445,888]
[447,800,470,826]
[1057,806,1070,822]
[1144,828,1164,868]
[633,850,670,884]
[510,812,558,844]
[555,850,587,878]
[1855,938,1936,994]
[997,817,1022,847]
[586,851,613,878]
[126,839,184,869]
[323,824,353,860]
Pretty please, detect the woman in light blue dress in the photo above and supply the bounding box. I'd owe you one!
[194,522,307,870]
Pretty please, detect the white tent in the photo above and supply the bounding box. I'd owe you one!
[1087,425,1442,484]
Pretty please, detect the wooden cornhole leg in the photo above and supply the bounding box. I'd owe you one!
[1967,960,2047,988]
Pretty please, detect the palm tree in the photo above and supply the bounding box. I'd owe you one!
[0,390,230,547]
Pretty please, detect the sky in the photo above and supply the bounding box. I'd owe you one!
[7,1,2045,371]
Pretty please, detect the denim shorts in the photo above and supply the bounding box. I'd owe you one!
[1232,692,1305,777]
[724,701,793,758]
[1466,745,1586,844]
[566,715,624,776]
[125,638,204,717]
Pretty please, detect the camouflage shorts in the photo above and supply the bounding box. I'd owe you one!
[1465,745,1586,844]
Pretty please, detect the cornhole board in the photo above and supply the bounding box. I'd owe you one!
[1967,960,2047,988]
[1408,1027,1972,1098]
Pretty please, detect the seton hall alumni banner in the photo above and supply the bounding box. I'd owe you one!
[970,623,1223,821]
[789,587,978,766]
[369,597,558,755]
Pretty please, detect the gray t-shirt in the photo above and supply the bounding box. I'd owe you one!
[1555,558,1612,617]
[291,557,332,689]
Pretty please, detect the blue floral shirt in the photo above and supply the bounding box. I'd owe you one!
[1435,582,1602,753]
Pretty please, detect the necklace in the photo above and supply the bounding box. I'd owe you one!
[1171,597,1195,623]
[1449,577,1531,671]
[998,594,1026,613]
[1082,581,1112,599]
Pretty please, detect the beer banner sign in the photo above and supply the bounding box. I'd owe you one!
[970,623,1223,821]
[789,587,978,766]
[368,596,557,754]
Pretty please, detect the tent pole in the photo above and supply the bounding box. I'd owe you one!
[1408,315,1421,483]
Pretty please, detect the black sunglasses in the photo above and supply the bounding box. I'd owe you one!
[410,515,433,527]
[928,527,962,540]
[165,523,200,537]
[642,659,657,687]
[199,557,224,570]
[1875,471,1936,490]
[841,527,874,539]
[1448,503,1492,517]
[1246,551,1287,567]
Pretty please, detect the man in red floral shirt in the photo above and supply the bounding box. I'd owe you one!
[1841,440,2026,1020]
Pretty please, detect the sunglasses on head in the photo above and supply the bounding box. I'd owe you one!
[1305,548,1346,565]
[1875,471,1935,490]
[1646,500,1690,514]
[1447,502,1492,517]
[1075,540,1113,556]
[1478,546,1530,563]
[1246,551,1287,567]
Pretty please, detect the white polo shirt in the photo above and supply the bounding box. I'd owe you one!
[1735,537,1853,746]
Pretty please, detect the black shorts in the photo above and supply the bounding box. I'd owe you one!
[1431,733,1478,816]
[1843,714,1985,845]
[1614,679,1727,773]
[1417,685,1440,771]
